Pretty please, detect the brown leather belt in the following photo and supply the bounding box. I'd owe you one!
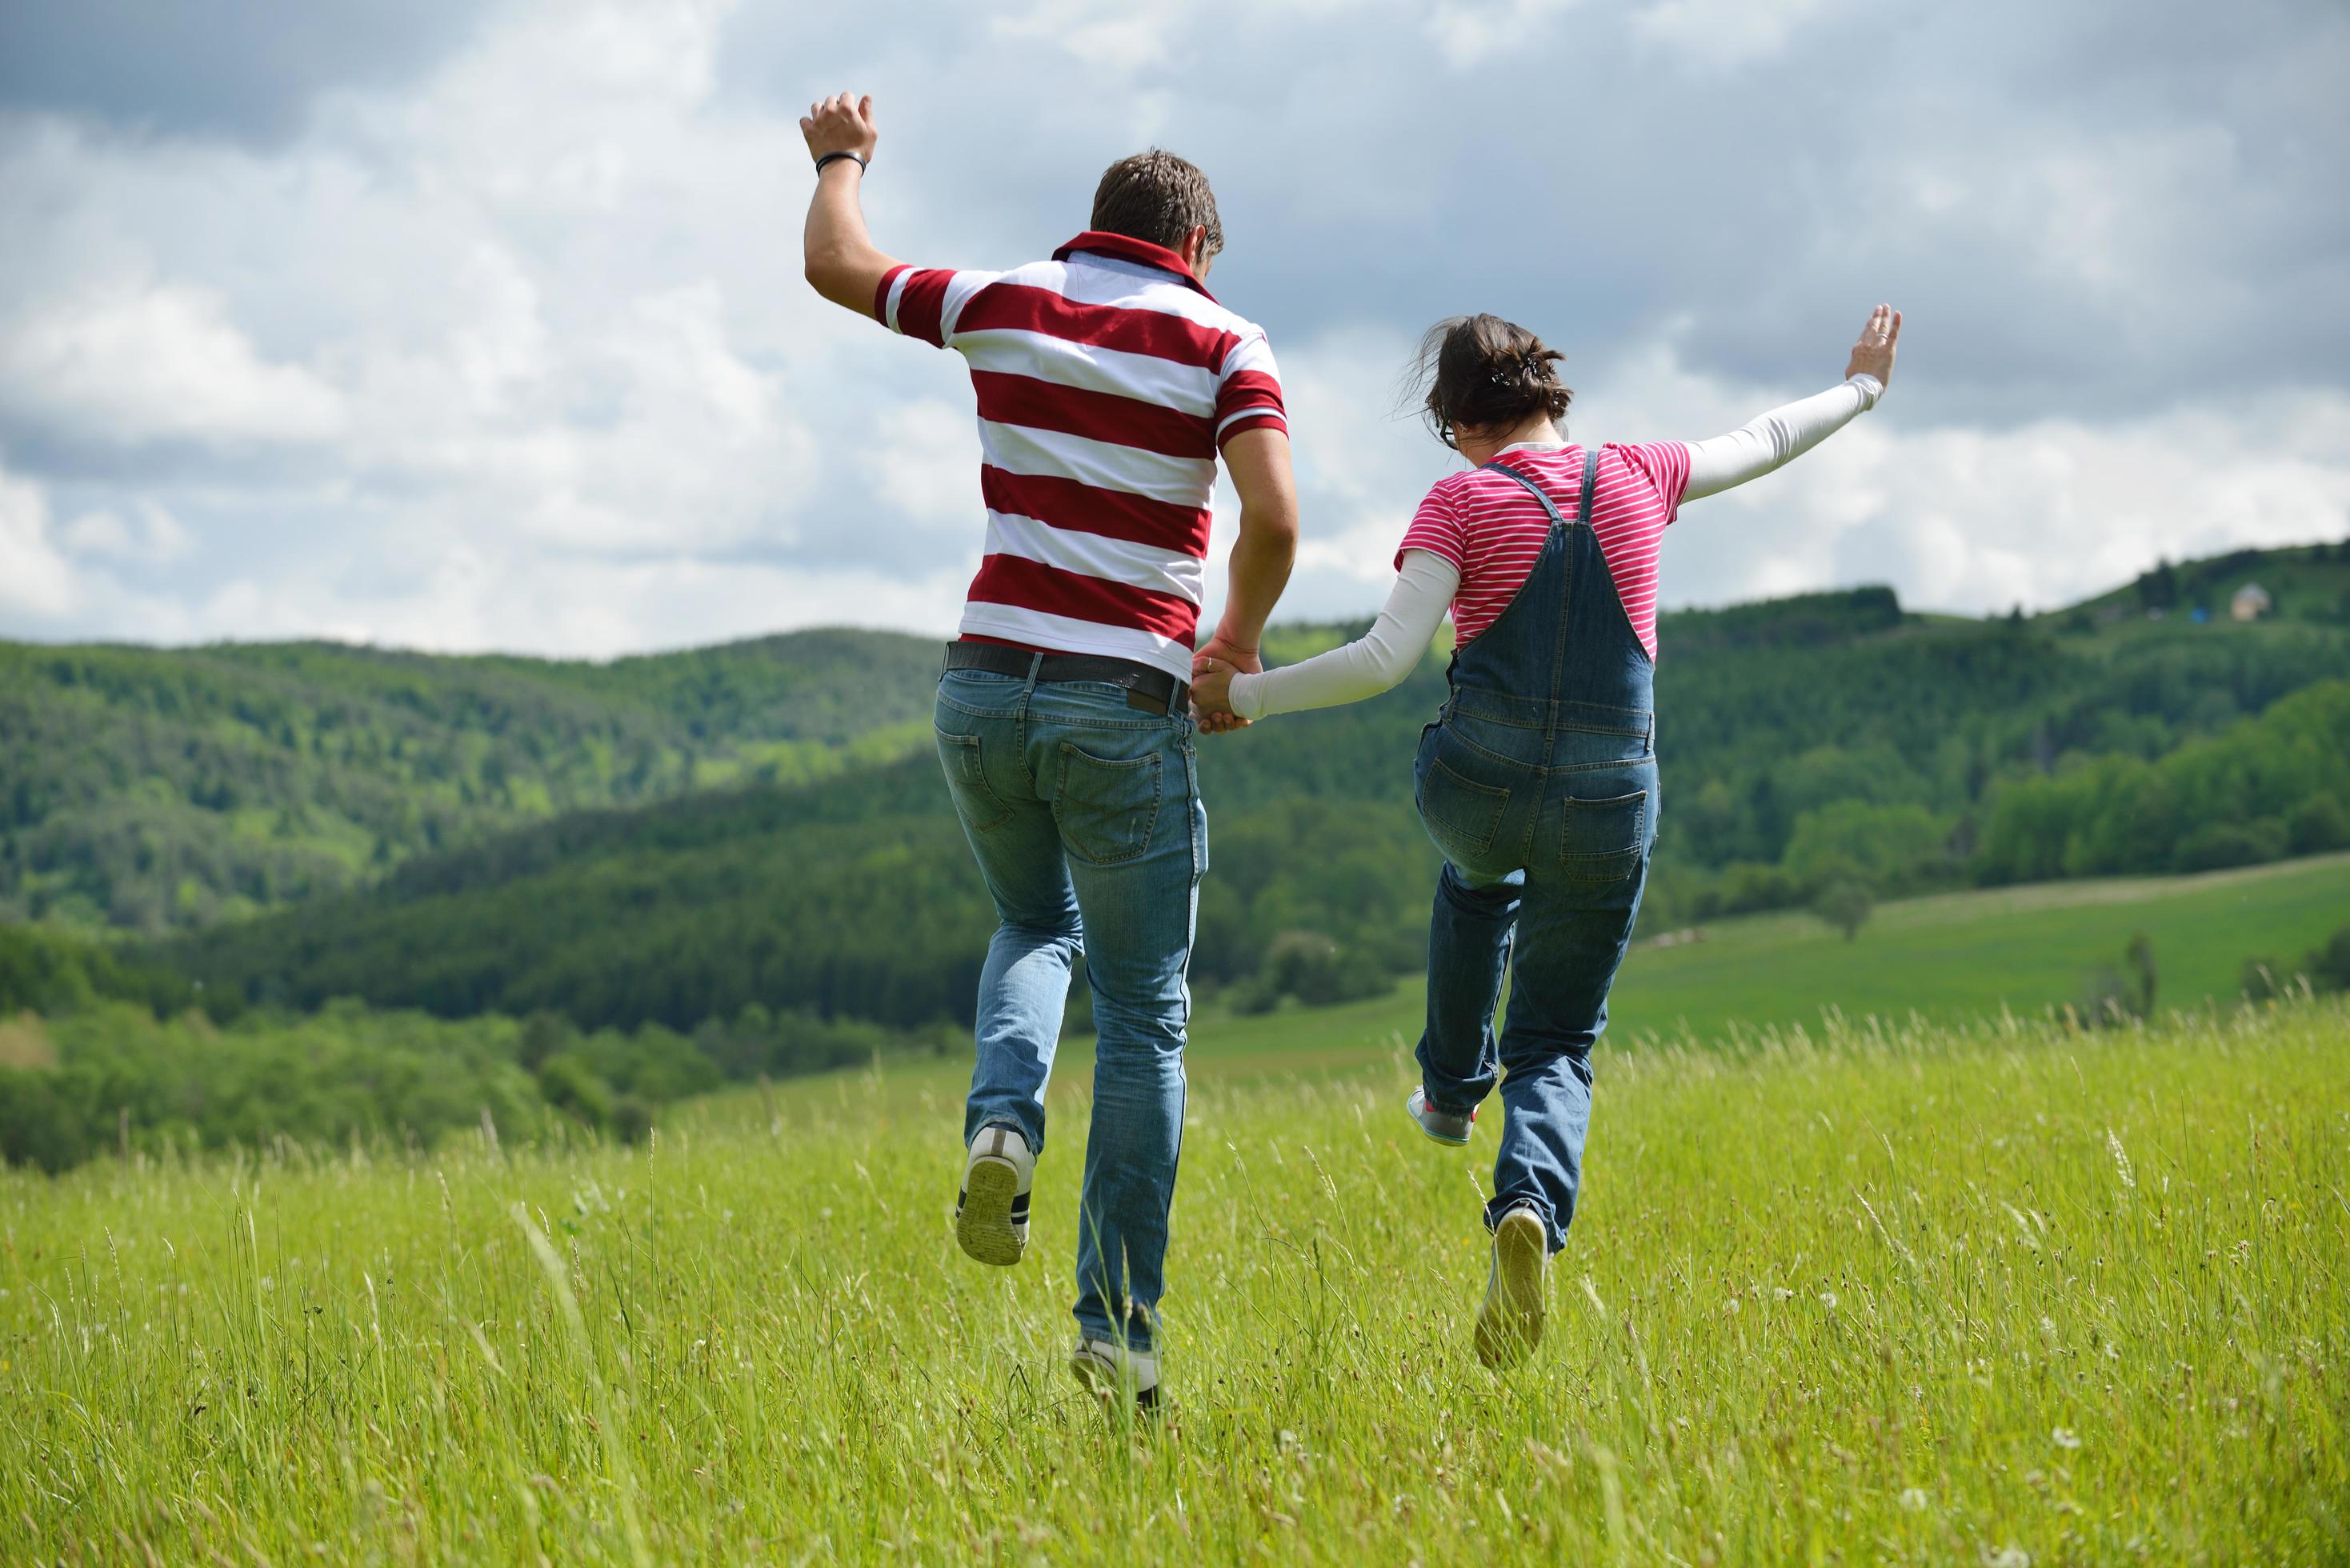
[943,641,1191,716]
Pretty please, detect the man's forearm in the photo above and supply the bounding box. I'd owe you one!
[1211,506,1298,652]
[804,165,895,314]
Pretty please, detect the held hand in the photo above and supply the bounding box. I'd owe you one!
[1191,636,1260,734]
[1191,656,1239,724]
[801,92,878,166]
[1844,303,1902,386]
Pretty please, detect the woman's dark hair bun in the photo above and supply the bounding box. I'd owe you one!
[1409,314,1572,449]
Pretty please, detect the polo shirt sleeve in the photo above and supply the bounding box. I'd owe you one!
[873,265,1003,351]
[1606,440,1695,526]
[1395,478,1468,573]
[1212,329,1287,450]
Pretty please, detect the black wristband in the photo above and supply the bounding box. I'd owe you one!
[814,150,868,176]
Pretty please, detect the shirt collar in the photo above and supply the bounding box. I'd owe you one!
[1053,230,1218,301]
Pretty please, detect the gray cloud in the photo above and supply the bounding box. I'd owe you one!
[0,0,489,144]
[0,0,2344,655]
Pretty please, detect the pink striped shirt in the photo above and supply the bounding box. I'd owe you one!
[1395,442,1692,658]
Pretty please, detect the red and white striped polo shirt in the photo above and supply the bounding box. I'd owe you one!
[875,231,1287,681]
[1396,442,1692,658]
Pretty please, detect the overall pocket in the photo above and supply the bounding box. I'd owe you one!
[1557,787,1647,882]
[1055,742,1164,866]
[1416,727,1514,860]
[935,729,1013,834]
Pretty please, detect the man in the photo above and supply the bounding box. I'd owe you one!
[799,93,1299,1410]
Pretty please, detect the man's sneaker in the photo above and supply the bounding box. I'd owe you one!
[1475,1203,1549,1370]
[955,1123,1034,1266]
[1407,1085,1475,1146]
[1071,1335,1161,1414]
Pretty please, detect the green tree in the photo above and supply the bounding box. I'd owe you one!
[1812,881,1873,942]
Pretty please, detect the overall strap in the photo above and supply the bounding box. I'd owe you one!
[1480,458,1570,527]
[1477,446,1602,529]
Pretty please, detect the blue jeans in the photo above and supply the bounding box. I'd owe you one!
[933,666,1205,1352]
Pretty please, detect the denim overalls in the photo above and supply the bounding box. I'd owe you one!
[1412,447,1659,1254]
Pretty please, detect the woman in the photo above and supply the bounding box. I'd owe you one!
[1192,305,1902,1368]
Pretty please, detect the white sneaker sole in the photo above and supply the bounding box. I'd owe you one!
[1407,1089,1473,1146]
[1475,1207,1548,1369]
[1070,1346,1161,1414]
[955,1156,1026,1266]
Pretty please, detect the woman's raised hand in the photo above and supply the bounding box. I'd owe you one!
[1844,303,1902,386]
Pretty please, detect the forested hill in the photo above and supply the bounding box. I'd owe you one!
[158,545,2350,1038]
[2,629,943,930]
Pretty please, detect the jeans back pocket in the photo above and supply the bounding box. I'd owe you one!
[1419,754,1511,860]
[1558,788,1647,881]
[1055,742,1163,866]
[935,729,1013,834]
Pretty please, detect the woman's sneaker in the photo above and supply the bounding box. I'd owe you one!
[955,1123,1033,1266]
[1407,1085,1475,1146]
[1475,1203,1549,1369]
[1071,1335,1161,1414]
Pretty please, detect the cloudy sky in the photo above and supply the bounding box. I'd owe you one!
[2,0,2344,657]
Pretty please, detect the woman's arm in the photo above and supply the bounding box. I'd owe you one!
[1196,550,1459,721]
[1684,304,1902,500]
[1683,374,1880,499]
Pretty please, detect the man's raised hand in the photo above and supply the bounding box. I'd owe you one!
[801,93,878,166]
[1844,303,1901,386]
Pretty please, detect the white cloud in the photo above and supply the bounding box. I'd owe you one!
[1594,350,2350,616]
[136,546,971,661]
[863,399,987,529]
[1425,0,1583,70]
[989,0,1179,72]
[0,465,78,618]
[60,501,193,564]
[1211,324,2350,631]
[1631,0,1846,71]
[0,283,346,446]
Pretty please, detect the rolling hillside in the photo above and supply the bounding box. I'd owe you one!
[1,629,942,930]
[154,546,2350,1038]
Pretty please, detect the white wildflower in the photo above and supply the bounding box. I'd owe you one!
[1899,1487,1928,1511]
[1987,1547,2031,1568]
[2052,1427,2081,1450]
[1820,1290,1839,1310]
[2105,1129,2135,1190]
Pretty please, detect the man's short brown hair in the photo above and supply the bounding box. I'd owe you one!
[1090,150,1223,264]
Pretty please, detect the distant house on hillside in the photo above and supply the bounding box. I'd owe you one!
[2231,582,2273,622]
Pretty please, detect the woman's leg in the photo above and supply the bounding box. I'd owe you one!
[1483,858,1649,1250]
[1415,860,1522,1118]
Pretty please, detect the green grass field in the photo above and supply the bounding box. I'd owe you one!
[5,994,2344,1564]
[1179,853,2350,1079]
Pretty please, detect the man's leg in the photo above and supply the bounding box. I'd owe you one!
[1053,728,1204,1357]
[1415,861,1523,1122]
[935,682,1081,1159]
